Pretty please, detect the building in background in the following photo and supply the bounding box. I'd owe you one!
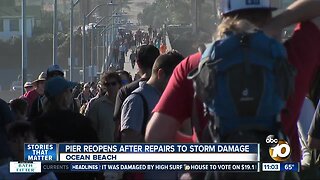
[0,6,41,41]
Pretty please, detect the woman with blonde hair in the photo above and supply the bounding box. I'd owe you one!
[32,76,100,179]
[146,1,320,179]
[42,77,77,113]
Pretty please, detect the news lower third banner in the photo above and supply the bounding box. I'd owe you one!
[15,143,265,173]
[24,143,259,162]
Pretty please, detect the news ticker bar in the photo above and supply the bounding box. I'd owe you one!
[24,143,259,162]
[58,153,258,162]
[10,162,259,173]
[10,162,300,173]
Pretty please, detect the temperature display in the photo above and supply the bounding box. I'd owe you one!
[280,163,300,172]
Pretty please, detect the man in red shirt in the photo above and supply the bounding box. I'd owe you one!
[145,0,320,164]
[23,82,33,94]
[23,72,46,114]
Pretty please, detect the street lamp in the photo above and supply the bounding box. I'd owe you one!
[70,0,80,81]
[53,0,57,64]
[21,0,27,95]
[99,19,125,72]
[82,2,118,82]
[99,25,113,71]
[96,11,126,72]
[90,14,121,81]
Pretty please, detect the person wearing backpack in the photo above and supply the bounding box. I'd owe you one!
[145,0,320,172]
[121,52,184,143]
[113,45,160,142]
[120,52,184,180]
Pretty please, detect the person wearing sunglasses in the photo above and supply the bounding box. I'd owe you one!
[85,72,122,143]
[83,81,108,116]
[77,83,94,107]
[104,74,122,104]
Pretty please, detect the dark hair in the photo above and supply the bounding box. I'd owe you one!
[10,98,28,116]
[136,45,160,70]
[152,52,184,76]
[72,83,83,98]
[46,71,64,80]
[7,121,33,140]
[33,111,98,143]
[116,70,133,83]
[90,81,96,87]
[166,50,185,62]
[100,72,122,86]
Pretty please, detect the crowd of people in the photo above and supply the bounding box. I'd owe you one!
[108,26,167,71]
[0,0,320,179]
[0,44,185,179]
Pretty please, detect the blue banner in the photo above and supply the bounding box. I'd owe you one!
[58,143,258,153]
[70,163,101,171]
[24,144,57,161]
[280,163,299,172]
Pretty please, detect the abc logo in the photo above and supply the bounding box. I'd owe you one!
[266,135,291,162]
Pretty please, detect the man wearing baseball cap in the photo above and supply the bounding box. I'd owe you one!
[20,82,33,98]
[23,82,33,93]
[43,77,77,111]
[146,0,320,178]
[219,0,276,14]
[46,64,64,79]
[29,64,80,119]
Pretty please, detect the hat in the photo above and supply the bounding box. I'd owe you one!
[44,77,77,98]
[32,72,46,84]
[47,64,64,74]
[24,82,33,88]
[220,0,276,15]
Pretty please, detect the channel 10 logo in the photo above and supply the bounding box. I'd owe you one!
[266,135,291,162]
